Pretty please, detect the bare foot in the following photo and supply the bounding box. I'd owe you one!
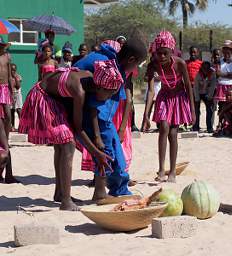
[128,179,137,187]
[5,176,20,184]
[155,171,166,182]
[167,173,176,183]
[92,190,107,201]
[54,194,83,204]
[60,199,80,211]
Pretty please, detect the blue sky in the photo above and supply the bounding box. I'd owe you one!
[85,1,232,26]
[188,1,232,26]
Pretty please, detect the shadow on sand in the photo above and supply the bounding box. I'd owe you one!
[15,175,55,186]
[0,241,15,248]
[0,196,59,211]
[65,223,112,235]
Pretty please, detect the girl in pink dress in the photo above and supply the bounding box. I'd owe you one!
[38,44,58,81]
[142,31,195,182]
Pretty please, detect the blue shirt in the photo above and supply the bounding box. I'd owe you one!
[74,43,126,122]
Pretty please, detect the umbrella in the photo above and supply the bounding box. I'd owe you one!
[23,15,76,35]
[0,18,20,34]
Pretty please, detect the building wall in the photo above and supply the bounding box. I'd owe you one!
[0,0,84,100]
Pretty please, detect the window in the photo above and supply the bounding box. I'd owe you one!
[8,19,38,45]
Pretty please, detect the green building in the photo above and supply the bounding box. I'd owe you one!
[0,0,84,100]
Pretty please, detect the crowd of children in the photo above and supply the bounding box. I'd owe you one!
[0,29,232,211]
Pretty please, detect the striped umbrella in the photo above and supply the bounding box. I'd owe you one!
[23,15,76,35]
[0,18,20,34]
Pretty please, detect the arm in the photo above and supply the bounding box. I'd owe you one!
[193,74,200,102]
[13,75,21,90]
[207,73,216,100]
[217,70,232,79]
[69,71,113,171]
[7,54,13,93]
[219,103,232,118]
[91,107,105,150]
[38,65,42,81]
[141,77,155,131]
[118,75,133,142]
[181,60,196,124]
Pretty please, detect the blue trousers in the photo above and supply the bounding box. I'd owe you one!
[82,119,131,196]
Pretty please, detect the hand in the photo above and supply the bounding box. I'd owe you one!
[95,151,113,176]
[118,129,125,143]
[154,72,161,81]
[94,136,105,150]
[141,116,151,132]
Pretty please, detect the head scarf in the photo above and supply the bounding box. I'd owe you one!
[151,31,176,53]
[93,59,124,90]
[102,40,121,53]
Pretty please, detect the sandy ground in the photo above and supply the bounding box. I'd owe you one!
[0,104,232,256]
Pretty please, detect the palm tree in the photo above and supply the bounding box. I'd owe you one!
[159,0,211,28]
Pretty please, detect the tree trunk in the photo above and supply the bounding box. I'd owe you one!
[181,2,188,28]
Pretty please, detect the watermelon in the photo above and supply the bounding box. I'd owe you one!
[181,180,220,219]
[157,189,183,217]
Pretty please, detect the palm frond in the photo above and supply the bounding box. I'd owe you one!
[195,0,208,10]
[186,1,195,14]
[169,0,179,15]
[158,0,167,6]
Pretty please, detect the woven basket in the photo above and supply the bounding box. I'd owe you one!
[165,161,190,176]
[97,194,142,206]
[81,202,167,232]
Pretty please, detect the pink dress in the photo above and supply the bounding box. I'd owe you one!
[19,67,80,145]
[153,57,192,125]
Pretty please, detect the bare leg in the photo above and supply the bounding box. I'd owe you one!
[53,145,62,202]
[0,118,7,181]
[167,126,178,183]
[4,151,20,183]
[157,121,169,181]
[16,108,21,130]
[2,105,19,183]
[92,175,107,201]
[59,142,79,211]
[11,109,15,129]
[3,105,11,138]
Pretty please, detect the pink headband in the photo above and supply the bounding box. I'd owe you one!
[151,31,176,53]
[93,59,124,90]
[103,40,121,53]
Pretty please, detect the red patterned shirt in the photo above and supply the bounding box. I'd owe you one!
[186,59,203,86]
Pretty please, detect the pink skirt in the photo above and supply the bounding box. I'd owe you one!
[153,89,192,126]
[113,100,132,171]
[19,82,75,145]
[81,99,132,172]
[0,84,12,105]
[214,83,232,102]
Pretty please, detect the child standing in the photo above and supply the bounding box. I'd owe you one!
[38,45,58,81]
[186,46,202,87]
[214,41,232,112]
[59,42,73,68]
[10,63,22,131]
[75,40,147,200]
[193,61,216,133]
[0,37,19,183]
[142,31,195,183]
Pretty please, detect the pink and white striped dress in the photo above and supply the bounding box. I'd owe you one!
[153,58,192,126]
[19,68,80,145]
